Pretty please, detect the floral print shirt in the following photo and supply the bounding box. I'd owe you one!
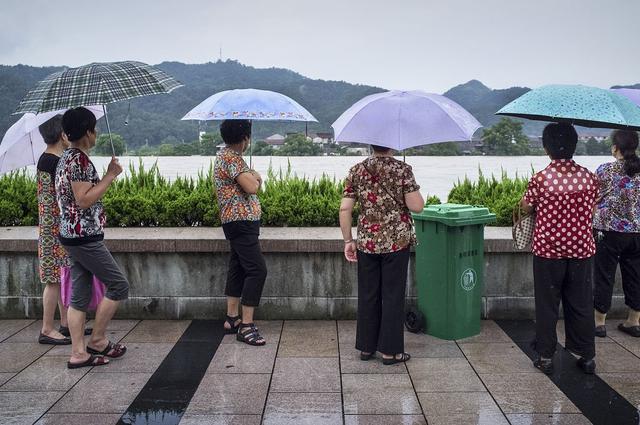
[37,153,71,284]
[343,156,420,254]
[593,160,640,233]
[55,148,106,244]
[214,147,261,224]
[524,159,598,259]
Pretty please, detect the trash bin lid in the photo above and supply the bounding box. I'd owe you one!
[413,203,496,226]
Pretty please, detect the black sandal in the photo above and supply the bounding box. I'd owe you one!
[67,354,109,369]
[59,326,93,337]
[618,323,640,337]
[38,333,71,345]
[383,353,411,365]
[237,323,266,346]
[360,352,375,361]
[224,315,241,335]
[87,341,127,358]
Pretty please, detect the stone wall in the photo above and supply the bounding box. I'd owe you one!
[0,227,626,319]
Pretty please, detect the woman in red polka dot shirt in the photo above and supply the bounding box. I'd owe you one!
[520,123,598,375]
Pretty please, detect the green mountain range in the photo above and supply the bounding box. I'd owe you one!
[0,60,636,147]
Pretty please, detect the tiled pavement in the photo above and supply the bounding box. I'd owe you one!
[0,319,639,424]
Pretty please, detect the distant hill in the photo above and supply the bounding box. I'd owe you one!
[1,61,637,146]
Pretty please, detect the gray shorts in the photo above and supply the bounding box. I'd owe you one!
[64,241,129,312]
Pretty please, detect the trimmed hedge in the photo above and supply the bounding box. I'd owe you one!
[0,163,528,227]
[448,170,530,226]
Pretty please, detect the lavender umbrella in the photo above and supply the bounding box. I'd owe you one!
[612,88,640,108]
[332,90,481,150]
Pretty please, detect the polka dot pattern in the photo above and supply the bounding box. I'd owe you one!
[523,159,598,259]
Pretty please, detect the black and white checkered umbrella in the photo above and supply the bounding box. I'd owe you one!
[14,61,182,114]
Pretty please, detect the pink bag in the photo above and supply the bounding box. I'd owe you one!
[60,267,106,311]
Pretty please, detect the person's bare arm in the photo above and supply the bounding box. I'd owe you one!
[339,197,357,262]
[404,190,425,213]
[236,171,261,194]
[71,157,122,209]
[520,197,535,215]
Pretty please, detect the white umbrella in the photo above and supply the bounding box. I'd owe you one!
[0,106,104,174]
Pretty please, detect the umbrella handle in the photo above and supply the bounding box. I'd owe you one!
[102,105,116,157]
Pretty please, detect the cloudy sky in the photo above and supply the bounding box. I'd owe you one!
[1,0,639,92]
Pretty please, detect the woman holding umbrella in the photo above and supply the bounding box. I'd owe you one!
[56,107,129,368]
[339,145,424,364]
[593,130,640,338]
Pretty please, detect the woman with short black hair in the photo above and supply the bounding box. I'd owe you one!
[56,107,129,368]
[593,130,640,338]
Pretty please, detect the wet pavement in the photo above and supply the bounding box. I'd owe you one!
[0,319,639,424]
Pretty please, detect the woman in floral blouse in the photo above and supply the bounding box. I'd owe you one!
[593,130,640,338]
[340,145,424,365]
[36,115,73,345]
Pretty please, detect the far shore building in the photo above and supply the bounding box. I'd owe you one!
[264,133,286,150]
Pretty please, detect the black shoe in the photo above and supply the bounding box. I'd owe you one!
[595,325,607,338]
[618,323,640,337]
[38,333,71,345]
[360,352,375,361]
[577,357,596,374]
[533,357,554,375]
[58,326,93,337]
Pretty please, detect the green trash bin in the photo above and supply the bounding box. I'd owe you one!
[412,203,496,340]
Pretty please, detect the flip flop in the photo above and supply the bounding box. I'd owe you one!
[87,341,127,358]
[360,352,375,361]
[618,323,640,337]
[38,333,71,345]
[67,354,109,369]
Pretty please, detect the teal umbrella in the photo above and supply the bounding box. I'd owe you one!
[496,84,640,131]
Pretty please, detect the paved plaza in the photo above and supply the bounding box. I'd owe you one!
[0,319,639,424]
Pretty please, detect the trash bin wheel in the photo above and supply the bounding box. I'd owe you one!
[405,309,425,333]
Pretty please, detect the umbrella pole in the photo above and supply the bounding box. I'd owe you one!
[102,105,116,157]
[249,119,253,169]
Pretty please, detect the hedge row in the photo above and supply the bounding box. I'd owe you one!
[0,163,529,227]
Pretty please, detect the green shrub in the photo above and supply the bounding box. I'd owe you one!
[447,170,530,226]
[0,163,530,227]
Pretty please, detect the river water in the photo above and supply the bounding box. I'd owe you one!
[79,155,612,201]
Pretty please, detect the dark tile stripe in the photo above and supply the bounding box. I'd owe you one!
[496,319,639,425]
[117,320,224,425]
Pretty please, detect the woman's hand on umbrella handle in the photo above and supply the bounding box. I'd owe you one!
[106,156,123,178]
[344,240,357,262]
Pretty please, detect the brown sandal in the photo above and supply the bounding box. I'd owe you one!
[67,354,109,369]
[87,341,127,358]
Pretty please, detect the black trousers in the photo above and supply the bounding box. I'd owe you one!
[594,230,640,313]
[356,248,409,355]
[223,221,267,307]
[533,256,595,360]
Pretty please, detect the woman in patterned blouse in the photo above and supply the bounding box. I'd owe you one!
[36,115,74,345]
[340,145,424,365]
[593,130,640,338]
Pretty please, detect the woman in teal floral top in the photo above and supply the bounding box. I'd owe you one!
[593,130,640,338]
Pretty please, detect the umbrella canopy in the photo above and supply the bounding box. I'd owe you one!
[612,88,640,108]
[0,106,104,174]
[331,90,481,150]
[181,88,318,122]
[15,61,182,114]
[496,84,640,130]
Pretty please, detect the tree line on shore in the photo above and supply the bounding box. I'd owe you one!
[95,118,613,157]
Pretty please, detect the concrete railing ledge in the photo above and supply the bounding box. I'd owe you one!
[0,226,522,254]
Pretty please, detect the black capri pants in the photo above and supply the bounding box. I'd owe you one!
[223,220,267,307]
[64,241,129,312]
[594,230,640,314]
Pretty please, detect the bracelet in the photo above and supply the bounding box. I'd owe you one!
[344,239,355,244]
